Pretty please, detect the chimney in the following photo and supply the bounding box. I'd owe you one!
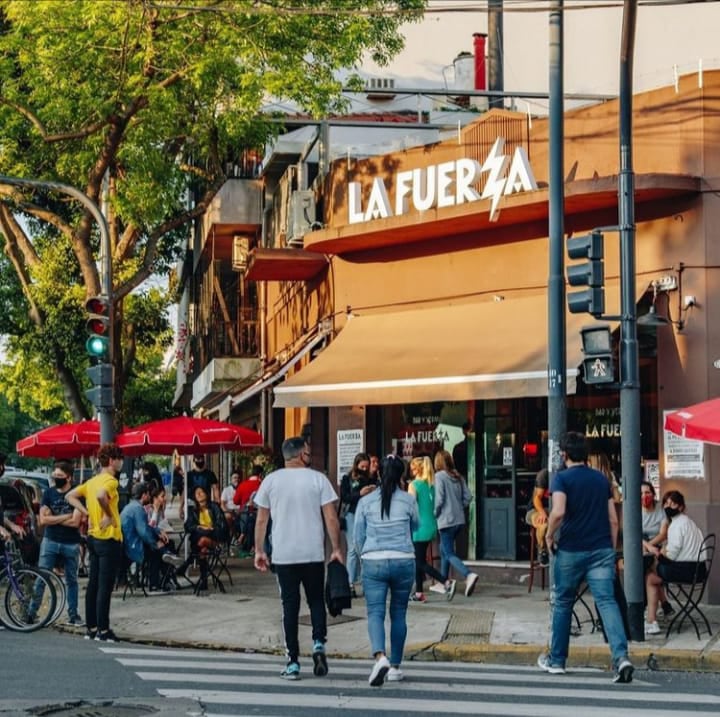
[473,33,487,91]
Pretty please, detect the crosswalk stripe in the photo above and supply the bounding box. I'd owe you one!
[113,656,648,686]
[156,688,720,717]
[135,670,719,705]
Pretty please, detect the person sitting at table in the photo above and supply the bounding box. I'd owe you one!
[182,485,228,591]
[525,468,550,565]
[640,483,673,619]
[644,490,704,635]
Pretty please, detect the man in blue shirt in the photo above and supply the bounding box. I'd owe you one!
[36,460,83,625]
[538,431,634,684]
[120,482,182,592]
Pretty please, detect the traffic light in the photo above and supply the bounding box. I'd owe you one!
[85,295,110,360]
[566,230,605,316]
[86,362,115,410]
[580,324,615,385]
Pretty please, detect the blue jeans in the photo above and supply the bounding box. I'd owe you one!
[344,512,359,585]
[550,547,628,669]
[361,557,415,666]
[439,525,470,580]
[37,538,80,618]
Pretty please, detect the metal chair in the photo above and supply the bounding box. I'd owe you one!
[663,533,715,639]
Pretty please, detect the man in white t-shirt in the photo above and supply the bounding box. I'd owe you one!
[254,437,342,682]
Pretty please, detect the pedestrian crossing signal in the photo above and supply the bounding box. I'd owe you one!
[580,324,615,385]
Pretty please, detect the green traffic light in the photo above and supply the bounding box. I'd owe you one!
[86,335,109,358]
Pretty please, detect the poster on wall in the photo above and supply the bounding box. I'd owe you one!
[337,429,364,484]
[644,460,660,494]
[663,410,705,479]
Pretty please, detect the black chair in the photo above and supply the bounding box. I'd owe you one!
[121,556,148,600]
[663,533,716,639]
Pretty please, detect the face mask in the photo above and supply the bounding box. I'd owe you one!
[641,494,654,508]
[55,478,68,488]
[665,506,680,520]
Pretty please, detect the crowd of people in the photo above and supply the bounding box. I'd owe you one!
[1,425,709,688]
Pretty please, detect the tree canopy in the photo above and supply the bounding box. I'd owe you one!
[0,0,424,427]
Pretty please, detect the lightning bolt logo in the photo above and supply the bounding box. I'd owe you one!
[480,138,510,221]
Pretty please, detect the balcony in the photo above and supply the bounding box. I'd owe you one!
[201,178,262,250]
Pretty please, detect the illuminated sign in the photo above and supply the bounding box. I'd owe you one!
[348,138,537,225]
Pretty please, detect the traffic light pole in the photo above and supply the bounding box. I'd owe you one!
[547,0,566,475]
[0,174,115,444]
[618,0,644,643]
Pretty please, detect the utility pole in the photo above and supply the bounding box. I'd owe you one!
[547,1,566,475]
[0,175,114,444]
[618,0,644,642]
[488,0,504,109]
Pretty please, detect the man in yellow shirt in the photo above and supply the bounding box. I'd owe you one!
[67,442,124,642]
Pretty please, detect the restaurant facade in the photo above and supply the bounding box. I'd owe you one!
[184,71,720,600]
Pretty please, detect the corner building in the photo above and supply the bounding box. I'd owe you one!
[229,73,720,601]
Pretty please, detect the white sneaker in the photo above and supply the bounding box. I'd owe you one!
[465,572,479,597]
[368,655,390,687]
[645,621,661,635]
[162,553,185,567]
[428,583,446,595]
[387,667,404,682]
[537,653,566,675]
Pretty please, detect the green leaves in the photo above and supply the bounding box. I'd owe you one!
[0,0,424,422]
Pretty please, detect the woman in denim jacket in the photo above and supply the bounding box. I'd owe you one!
[354,455,419,687]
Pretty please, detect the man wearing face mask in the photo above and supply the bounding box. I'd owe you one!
[187,455,219,502]
[644,490,704,635]
[253,437,343,681]
[36,460,84,625]
[538,431,633,684]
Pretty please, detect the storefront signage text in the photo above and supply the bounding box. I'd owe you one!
[348,138,537,225]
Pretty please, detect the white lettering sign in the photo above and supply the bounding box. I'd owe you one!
[348,138,537,225]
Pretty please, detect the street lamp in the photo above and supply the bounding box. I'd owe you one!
[0,175,114,444]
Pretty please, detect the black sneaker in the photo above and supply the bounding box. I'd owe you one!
[65,615,86,627]
[312,640,328,677]
[613,658,634,684]
[95,629,120,643]
[84,628,97,640]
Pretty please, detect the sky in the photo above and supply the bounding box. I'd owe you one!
[360,1,720,114]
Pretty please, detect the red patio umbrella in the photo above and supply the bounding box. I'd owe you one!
[664,397,720,445]
[16,419,101,459]
[117,416,263,456]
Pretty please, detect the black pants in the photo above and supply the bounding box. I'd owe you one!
[86,537,122,632]
[413,540,445,592]
[275,562,326,663]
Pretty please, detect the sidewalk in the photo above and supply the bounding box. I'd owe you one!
[74,554,720,673]
[69,505,720,673]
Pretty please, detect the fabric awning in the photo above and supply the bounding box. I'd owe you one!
[273,294,609,408]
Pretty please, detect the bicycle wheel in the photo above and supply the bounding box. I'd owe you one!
[31,567,66,626]
[0,568,57,632]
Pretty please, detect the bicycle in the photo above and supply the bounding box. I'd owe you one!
[0,538,57,632]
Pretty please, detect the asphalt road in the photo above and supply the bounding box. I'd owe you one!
[3,629,720,717]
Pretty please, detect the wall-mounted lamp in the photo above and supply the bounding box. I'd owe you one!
[637,268,695,331]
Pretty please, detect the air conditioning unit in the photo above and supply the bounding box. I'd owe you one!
[286,190,316,247]
[232,236,250,272]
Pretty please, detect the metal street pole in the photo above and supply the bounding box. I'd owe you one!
[548,1,566,474]
[618,0,644,642]
[0,175,114,444]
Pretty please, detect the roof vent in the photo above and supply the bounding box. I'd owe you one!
[365,77,396,100]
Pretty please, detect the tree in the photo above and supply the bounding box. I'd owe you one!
[0,0,424,422]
